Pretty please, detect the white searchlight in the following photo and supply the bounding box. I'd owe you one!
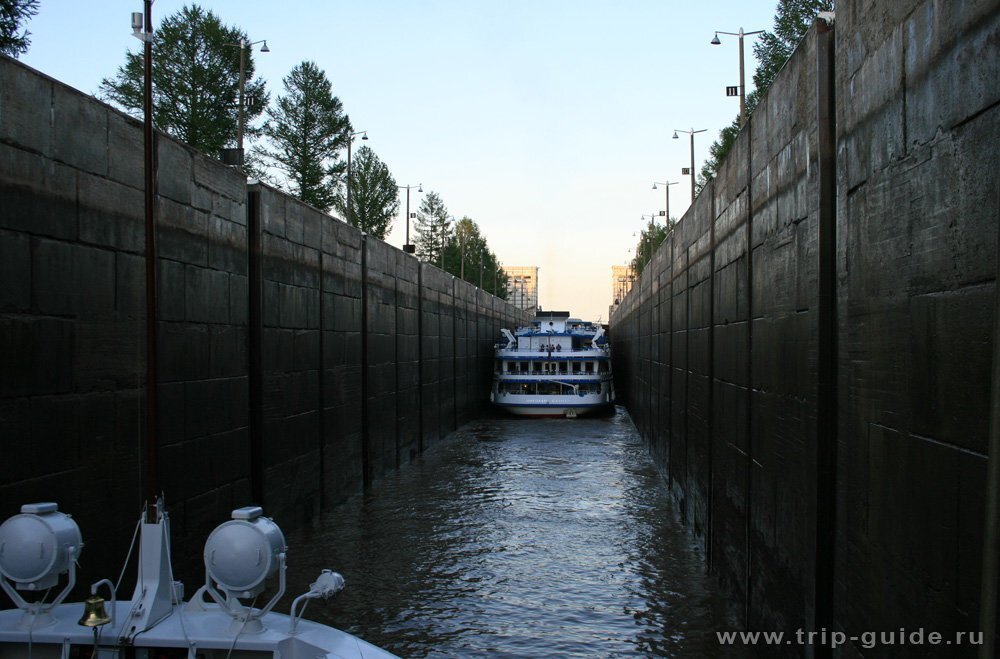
[0,503,83,628]
[200,506,287,633]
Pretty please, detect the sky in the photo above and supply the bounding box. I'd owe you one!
[19,0,778,322]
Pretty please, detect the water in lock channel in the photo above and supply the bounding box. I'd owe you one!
[284,408,735,657]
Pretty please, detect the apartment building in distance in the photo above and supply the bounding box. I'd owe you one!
[503,266,539,312]
[609,265,633,319]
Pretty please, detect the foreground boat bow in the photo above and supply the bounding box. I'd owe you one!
[0,501,397,658]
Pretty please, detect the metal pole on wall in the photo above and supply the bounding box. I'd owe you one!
[653,181,677,226]
[673,128,706,204]
[689,132,696,201]
[979,184,1000,658]
[711,27,763,127]
[236,42,245,155]
[399,183,421,253]
[345,130,367,226]
[141,0,158,516]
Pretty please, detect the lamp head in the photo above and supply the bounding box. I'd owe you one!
[131,12,144,32]
[361,132,369,140]
[672,131,679,139]
[711,33,721,45]
[260,41,270,52]
[651,183,657,190]
[204,506,285,599]
[418,184,423,192]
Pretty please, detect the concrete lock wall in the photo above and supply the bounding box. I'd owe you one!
[611,0,1000,646]
[0,54,528,588]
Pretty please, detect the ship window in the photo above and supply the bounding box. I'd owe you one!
[538,382,561,395]
[519,361,528,373]
[572,362,581,373]
[559,362,567,373]
[532,362,542,373]
[585,362,594,373]
[599,361,608,372]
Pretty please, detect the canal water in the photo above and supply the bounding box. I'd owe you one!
[285,408,736,657]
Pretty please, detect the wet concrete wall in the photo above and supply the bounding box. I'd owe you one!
[612,1,1000,650]
[0,54,527,587]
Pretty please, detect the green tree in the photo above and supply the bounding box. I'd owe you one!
[413,191,451,267]
[0,0,38,57]
[333,145,399,239]
[630,219,668,279]
[753,0,834,94]
[700,0,834,184]
[259,60,349,211]
[99,4,267,157]
[440,217,507,296]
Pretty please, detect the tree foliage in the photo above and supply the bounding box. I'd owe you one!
[753,0,834,94]
[700,0,834,184]
[0,0,38,57]
[413,191,452,266]
[259,60,349,211]
[333,145,399,239]
[441,217,507,297]
[630,219,669,279]
[99,4,267,158]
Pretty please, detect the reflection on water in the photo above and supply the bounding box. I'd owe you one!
[284,407,735,657]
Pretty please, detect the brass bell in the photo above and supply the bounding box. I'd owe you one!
[78,595,111,627]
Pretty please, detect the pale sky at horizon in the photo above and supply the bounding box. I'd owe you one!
[20,0,779,322]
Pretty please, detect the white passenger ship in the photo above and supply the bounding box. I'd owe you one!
[492,311,615,418]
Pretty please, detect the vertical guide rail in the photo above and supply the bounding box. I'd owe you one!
[142,0,159,519]
[814,18,838,654]
[743,98,755,633]
[666,231,674,490]
[247,188,264,505]
[417,264,424,454]
[361,236,370,488]
[707,183,716,569]
[317,219,327,505]
[979,187,1000,658]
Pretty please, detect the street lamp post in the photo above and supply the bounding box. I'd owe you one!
[224,38,269,163]
[673,128,707,203]
[711,27,764,127]
[130,2,159,515]
[345,130,368,226]
[479,246,485,289]
[398,183,422,253]
[439,215,455,270]
[459,223,466,280]
[652,181,678,226]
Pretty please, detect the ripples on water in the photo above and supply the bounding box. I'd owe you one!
[284,407,736,657]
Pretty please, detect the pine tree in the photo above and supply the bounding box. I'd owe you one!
[752,0,834,94]
[258,61,349,212]
[0,0,38,57]
[99,5,267,158]
[413,191,451,266]
[334,145,399,239]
